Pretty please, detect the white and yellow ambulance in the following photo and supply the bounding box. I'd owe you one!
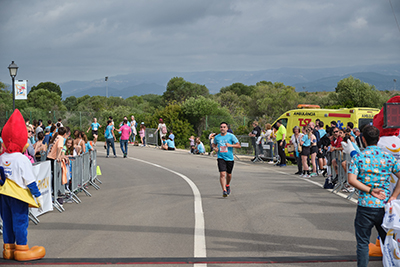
[272,105,380,157]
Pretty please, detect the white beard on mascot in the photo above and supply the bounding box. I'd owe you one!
[368,96,400,258]
[0,109,46,261]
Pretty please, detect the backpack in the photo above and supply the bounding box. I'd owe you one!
[161,125,167,134]
[323,177,334,189]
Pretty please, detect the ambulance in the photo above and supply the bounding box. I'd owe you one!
[272,104,380,158]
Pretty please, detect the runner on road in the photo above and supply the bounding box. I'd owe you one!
[87,118,101,146]
[212,122,241,197]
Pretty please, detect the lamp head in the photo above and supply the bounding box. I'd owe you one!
[8,61,18,77]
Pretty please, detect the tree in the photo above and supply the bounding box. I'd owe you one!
[333,76,384,108]
[219,83,255,96]
[181,96,233,136]
[250,82,298,120]
[63,96,77,111]
[27,89,66,111]
[29,82,62,98]
[163,77,209,103]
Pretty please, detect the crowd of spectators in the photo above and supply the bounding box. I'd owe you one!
[289,120,366,192]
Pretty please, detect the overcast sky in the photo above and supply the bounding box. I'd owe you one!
[1,0,399,86]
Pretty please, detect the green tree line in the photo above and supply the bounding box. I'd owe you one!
[0,76,398,151]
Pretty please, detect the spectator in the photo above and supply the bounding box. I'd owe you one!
[139,122,146,147]
[104,120,117,158]
[82,133,93,153]
[154,118,167,143]
[330,127,343,183]
[275,120,287,167]
[194,137,205,154]
[33,132,47,162]
[57,118,63,127]
[263,123,274,163]
[249,121,262,162]
[35,119,44,141]
[129,115,137,144]
[161,136,175,150]
[354,128,365,150]
[300,126,312,177]
[347,122,357,139]
[308,122,319,177]
[348,125,400,267]
[42,127,52,146]
[45,120,52,131]
[26,125,35,163]
[62,138,77,157]
[116,119,132,158]
[290,126,303,175]
[227,125,233,134]
[74,131,86,155]
[330,121,337,128]
[208,132,216,156]
[168,130,175,141]
[189,136,195,154]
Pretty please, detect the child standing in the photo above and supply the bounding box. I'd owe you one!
[189,136,195,153]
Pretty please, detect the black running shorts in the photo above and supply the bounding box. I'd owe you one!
[310,146,318,154]
[92,130,98,136]
[217,158,234,174]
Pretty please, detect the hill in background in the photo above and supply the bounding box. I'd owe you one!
[50,64,400,99]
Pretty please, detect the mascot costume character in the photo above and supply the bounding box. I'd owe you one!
[0,109,45,261]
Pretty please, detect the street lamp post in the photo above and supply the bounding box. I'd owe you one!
[8,61,19,111]
[105,76,108,98]
[394,79,397,91]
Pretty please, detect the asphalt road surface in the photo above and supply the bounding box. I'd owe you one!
[0,143,384,266]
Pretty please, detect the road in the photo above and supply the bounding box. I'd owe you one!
[0,143,384,266]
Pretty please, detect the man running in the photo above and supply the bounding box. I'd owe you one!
[87,118,101,146]
[212,122,241,197]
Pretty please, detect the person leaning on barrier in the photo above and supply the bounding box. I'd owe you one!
[345,125,400,267]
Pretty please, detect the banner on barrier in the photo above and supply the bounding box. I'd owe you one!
[31,161,53,217]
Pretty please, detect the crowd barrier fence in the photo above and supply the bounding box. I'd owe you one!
[234,135,279,163]
[26,150,100,225]
[329,150,357,199]
[145,128,159,148]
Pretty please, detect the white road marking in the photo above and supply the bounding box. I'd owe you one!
[124,156,207,261]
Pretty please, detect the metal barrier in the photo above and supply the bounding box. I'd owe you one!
[234,135,279,163]
[145,128,159,147]
[30,150,100,219]
[329,150,357,199]
[234,135,255,156]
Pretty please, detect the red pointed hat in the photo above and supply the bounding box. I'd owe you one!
[373,96,400,137]
[2,109,28,153]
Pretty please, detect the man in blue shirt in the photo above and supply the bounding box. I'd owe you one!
[212,122,241,197]
[348,125,400,267]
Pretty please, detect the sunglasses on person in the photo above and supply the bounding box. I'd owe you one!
[334,131,339,133]
[28,130,33,133]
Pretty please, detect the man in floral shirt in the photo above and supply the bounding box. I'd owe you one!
[348,125,400,267]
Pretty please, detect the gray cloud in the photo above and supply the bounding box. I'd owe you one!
[0,0,399,86]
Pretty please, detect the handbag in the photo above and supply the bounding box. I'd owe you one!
[287,144,295,153]
[295,137,302,153]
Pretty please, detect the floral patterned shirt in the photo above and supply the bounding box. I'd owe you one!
[348,145,400,208]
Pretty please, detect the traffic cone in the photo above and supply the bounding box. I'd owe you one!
[96,166,102,176]
[368,238,383,257]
